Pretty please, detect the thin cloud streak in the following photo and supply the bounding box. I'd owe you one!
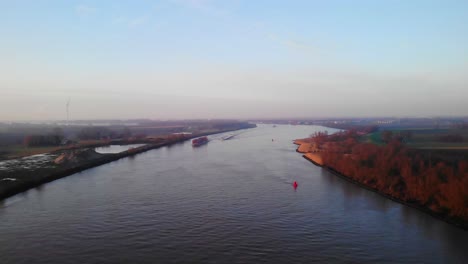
[128,16,149,28]
[75,4,96,17]
[267,34,315,54]
[171,0,229,17]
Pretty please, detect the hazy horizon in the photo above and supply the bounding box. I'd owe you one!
[2,0,467,121]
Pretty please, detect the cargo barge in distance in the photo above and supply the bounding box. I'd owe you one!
[192,136,208,147]
[222,134,235,140]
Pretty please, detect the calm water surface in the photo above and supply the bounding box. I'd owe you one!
[1,125,467,263]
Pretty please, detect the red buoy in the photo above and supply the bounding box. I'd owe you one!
[293,181,298,189]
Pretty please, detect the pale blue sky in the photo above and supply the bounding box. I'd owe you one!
[1,0,467,120]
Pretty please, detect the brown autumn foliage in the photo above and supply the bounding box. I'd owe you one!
[307,130,468,223]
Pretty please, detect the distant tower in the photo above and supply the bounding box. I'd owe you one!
[398,117,401,135]
[66,98,70,125]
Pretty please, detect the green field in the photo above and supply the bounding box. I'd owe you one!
[362,128,468,150]
[364,132,384,145]
[0,145,60,160]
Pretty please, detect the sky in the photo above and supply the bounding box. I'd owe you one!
[1,0,467,121]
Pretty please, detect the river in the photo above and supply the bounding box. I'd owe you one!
[0,124,467,263]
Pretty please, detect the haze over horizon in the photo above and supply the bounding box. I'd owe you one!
[1,0,467,121]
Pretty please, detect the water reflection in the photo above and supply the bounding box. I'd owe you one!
[95,144,145,154]
[319,168,396,214]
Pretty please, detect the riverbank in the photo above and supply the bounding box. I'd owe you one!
[294,140,468,231]
[0,125,256,201]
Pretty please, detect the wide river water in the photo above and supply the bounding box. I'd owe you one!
[1,124,467,263]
